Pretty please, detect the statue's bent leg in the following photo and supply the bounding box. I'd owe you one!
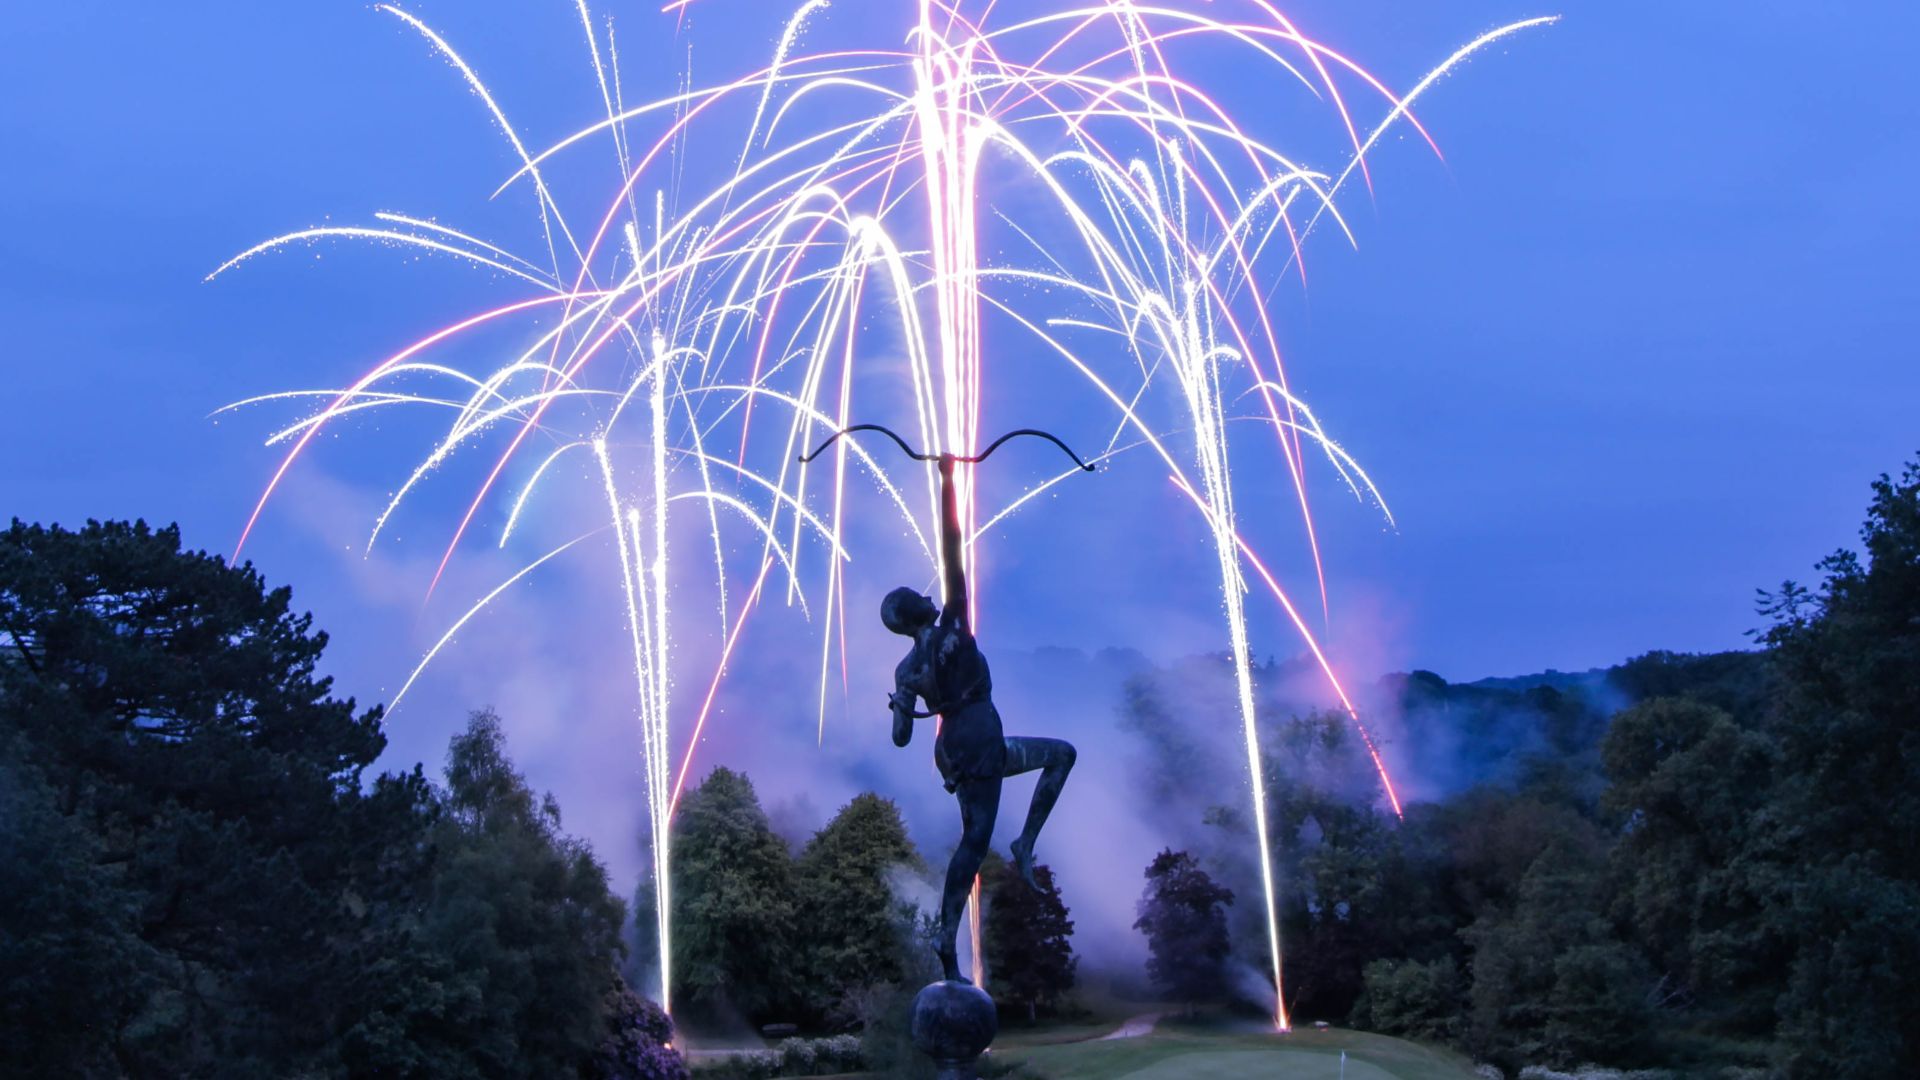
[1002,736,1076,889]
[940,776,1001,983]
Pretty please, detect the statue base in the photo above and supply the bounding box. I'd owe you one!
[910,980,997,1080]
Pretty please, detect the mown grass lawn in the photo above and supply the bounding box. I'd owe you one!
[685,999,1481,1080]
[993,1020,1480,1080]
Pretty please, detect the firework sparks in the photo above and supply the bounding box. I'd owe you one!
[217,0,1550,1027]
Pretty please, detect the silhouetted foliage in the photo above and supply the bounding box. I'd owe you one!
[1134,848,1234,1007]
[1354,956,1462,1043]
[0,520,679,1077]
[12,447,1920,1078]
[1750,458,1920,1077]
[1609,649,1771,718]
[984,853,1077,1022]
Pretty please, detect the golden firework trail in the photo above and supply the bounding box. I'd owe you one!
[215,0,1551,1027]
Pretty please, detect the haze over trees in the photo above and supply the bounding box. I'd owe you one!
[1122,454,1920,1077]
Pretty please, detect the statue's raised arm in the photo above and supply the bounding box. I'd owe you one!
[936,453,968,628]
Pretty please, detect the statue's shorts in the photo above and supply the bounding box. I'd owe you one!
[934,699,1006,792]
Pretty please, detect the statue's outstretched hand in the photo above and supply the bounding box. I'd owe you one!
[888,691,914,747]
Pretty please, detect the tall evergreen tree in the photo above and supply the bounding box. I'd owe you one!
[671,767,797,1023]
[795,793,922,1019]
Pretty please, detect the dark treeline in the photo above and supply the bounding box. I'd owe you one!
[0,521,684,1079]
[1127,458,1920,1077]
[8,453,1916,1078]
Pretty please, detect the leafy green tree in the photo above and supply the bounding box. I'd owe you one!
[321,711,680,1079]
[794,793,923,1020]
[1601,697,1784,1029]
[1462,839,1651,1070]
[418,708,635,1075]
[1755,458,1920,1077]
[1428,789,1596,925]
[1134,849,1234,1007]
[1263,712,1403,1019]
[984,853,1076,1022]
[1354,956,1463,1043]
[671,766,798,1023]
[1759,459,1920,855]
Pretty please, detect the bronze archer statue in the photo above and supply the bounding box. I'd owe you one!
[802,426,1088,985]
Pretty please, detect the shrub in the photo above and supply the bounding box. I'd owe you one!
[1355,957,1463,1042]
[776,1038,816,1074]
[693,1036,865,1079]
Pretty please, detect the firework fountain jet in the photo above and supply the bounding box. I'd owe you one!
[914,0,1015,992]
[214,0,1551,1028]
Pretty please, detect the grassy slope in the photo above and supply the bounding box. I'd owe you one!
[996,1022,1480,1080]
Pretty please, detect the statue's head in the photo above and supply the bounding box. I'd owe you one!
[881,586,938,636]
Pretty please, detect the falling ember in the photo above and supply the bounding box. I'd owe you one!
[215,0,1552,1027]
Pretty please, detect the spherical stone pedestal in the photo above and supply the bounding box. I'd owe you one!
[910,980,997,1080]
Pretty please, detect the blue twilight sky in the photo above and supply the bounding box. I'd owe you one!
[3,2,1918,898]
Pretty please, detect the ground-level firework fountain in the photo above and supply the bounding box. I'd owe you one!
[217,0,1550,1029]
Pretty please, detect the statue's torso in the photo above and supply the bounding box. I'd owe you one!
[897,619,1003,788]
